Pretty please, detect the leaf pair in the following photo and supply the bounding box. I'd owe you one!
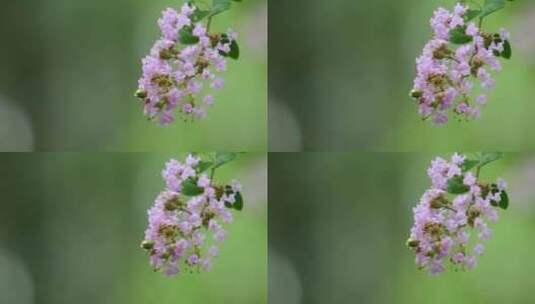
[463,0,514,20]
[190,0,242,20]
[449,28,512,60]
[195,152,237,174]
[480,0,515,18]
[179,28,241,59]
[182,152,244,210]
[450,0,514,59]
[446,177,509,210]
[211,0,242,18]
[181,178,244,211]
[446,152,509,210]
[461,152,504,172]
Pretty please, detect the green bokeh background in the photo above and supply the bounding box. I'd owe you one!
[0,153,267,304]
[0,0,267,151]
[269,152,535,303]
[269,0,535,151]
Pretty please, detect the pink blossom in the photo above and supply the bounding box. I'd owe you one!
[136,3,239,124]
[408,153,507,275]
[411,3,511,125]
[141,154,243,277]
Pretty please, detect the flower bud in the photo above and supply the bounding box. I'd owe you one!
[410,90,423,99]
[159,48,176,60]
[433,45,452,60]
[135,89,148,99]
[140,240,155,250]
[164,198,182,211]
[406,238,419,248]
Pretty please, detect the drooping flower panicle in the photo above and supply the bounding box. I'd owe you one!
[135,2,240,125]
[141,153,244,277]
[410,2,513,125]
[407,153,509,275]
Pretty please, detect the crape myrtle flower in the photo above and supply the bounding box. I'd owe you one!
[135,2,241,125]
[407,152,510,276]
[410,2,513,125]
[141,153,244,277]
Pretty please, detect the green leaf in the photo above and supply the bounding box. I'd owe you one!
[488,184,509,209]
[449,26,473,44]
[461,159,480,172]
[179,26,199,45]
[210,0,232,17]
[233,192,244,210]
[501,40,512,59]
[214,152,237,169]
[196,161,214,173]
[499,190,509,209]
[209,0,242,17]
[447,175,470,194]
[462,152,504,173]
[191,9,210,22]
[464,9,482,22]
[478,152,504,168]
[228,40,240,59]
[218,35,240,59]
[181,178,204,196]
[223,185,244,211]
[481,0,506,17]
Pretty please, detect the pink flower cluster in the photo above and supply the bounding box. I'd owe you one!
[141,154,242,276]
[136,3,238,125]
[411,3,510,125]
[407,153,507,275]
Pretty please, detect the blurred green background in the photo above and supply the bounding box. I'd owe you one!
[0,0,266,151]
[0,153,267,304]
[269,0,535,151]
[269,152,535,303]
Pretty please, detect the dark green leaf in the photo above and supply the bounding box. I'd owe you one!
[219,37,240,60]
[233,192,243,210]
[179,26,199,45]
[447,175,470,194]
[449,26,473,44]
[488,184,509,209]
[181,178,204,196]
[196,161,213,173]
[214,152,237,169]
[501,40,512,59]
[228,40,240,59]
[223,186,244,211]
[461,159,480,172]
[499,190,509,209]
